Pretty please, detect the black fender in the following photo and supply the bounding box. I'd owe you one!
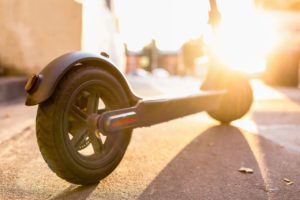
[25,51,141,106]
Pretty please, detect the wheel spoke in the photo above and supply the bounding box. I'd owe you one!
[70,105,88,124]
[97,108,107,115]
[71,89,105,154]
[71,129,88,150]
[88,130,103,153]
[87,92,99,114]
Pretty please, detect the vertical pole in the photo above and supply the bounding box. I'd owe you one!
[106,0,112,10]
[201,0,222,90]
[208,0,221,28]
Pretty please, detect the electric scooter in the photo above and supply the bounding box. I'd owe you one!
[24,0,253,185]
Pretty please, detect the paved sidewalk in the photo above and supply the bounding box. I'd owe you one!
[0,77,27,103]
[0,98,36,144]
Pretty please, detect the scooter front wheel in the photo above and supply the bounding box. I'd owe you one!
[36,66,132,185]
[202,71,253,123]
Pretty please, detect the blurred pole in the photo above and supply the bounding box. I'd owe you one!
[150,39,158,72]
[202,0,223,89]
[208,0,221,29]
[106,0,112,10]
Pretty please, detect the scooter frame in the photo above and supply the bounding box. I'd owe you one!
[25,52,227,135]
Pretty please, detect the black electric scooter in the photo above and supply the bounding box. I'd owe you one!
[25,0,253,185]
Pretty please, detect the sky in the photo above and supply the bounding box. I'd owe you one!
[114,0,211,51]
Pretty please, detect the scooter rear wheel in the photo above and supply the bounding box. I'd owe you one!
[36,66,132,185]
[201,71,253,123]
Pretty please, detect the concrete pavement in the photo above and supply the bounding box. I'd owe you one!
[0,98,36,144]
[0,77,27,103]
[0,75,299,199]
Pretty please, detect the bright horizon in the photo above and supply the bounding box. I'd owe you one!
[115,0,280,74]
[114,0,210,51]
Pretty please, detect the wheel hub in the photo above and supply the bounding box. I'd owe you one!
[86,113,101,138]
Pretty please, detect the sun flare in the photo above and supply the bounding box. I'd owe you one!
[115,0,279,74]
[206,0,279,74]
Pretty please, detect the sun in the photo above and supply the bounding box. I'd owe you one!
[206,0,278,74]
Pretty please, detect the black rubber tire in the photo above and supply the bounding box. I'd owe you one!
[201,71,253,123]
[36,66,132,185]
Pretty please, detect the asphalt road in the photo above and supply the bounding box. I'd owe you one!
[0,76,300,200]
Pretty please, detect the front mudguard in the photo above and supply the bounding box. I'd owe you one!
[25,51,140,106]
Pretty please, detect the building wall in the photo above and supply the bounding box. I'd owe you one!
[0,0,82,74]
[81,0,126,72]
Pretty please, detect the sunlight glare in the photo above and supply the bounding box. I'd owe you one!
[114,0,209,51]
[208,0,279,74]
[115,0,280,74]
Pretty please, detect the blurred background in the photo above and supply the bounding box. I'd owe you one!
[1,0,300,87]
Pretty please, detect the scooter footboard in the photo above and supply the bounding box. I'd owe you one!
[99,90,226,134]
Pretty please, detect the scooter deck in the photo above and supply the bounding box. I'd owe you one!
[98,90,227,134]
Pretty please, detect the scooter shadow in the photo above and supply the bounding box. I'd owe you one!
[50,184,97,200]
[138,125,268,200]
